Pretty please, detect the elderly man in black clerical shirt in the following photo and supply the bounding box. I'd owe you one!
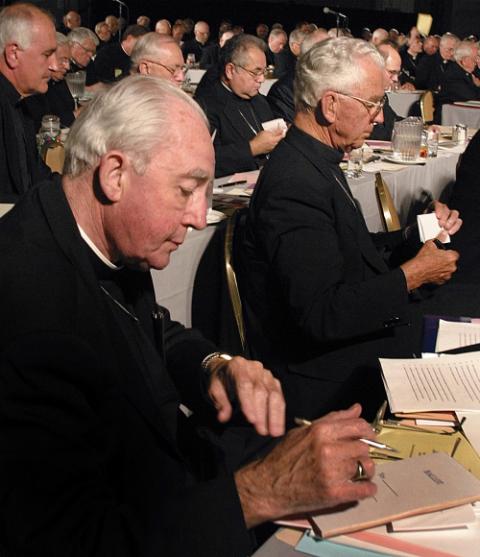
[439,41,480,106]
[68,26,99,87]
[239,38,464,424]
[268,28,328,123]
[0,3,55,203]
[95,24,148,84]
[24,32,76,131]
[195,34,284,177]
[0,74,379,556]
[416,33,459,92]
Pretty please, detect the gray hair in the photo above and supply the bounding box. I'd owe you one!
[300,29,329,54]
[289,28,309,48]
[454,41,478,62]
[0,3,53,52]
[222,34,266,69]
[440,32,459,46]
[269,28,287,41]
[56,32,69,47]
[295,37,384,112]
[64,75,207,178]
[130,32,178,72]
[68,27,99,47]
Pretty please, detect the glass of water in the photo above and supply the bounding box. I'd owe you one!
[345,148,363,178]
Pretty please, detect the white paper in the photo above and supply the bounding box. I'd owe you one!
[380,356,480,413]
[436,320,480,352]
[417,213,450,243]
[391,504,475,532]
[261,118,288,135]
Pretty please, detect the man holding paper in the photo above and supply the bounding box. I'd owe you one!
[195,34,285,177]
[240,37,463,424]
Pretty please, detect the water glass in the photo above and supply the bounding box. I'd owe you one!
[345,148,363,178]
[427,130,439,157]
[65,71,86,100]
[392,117,423,161]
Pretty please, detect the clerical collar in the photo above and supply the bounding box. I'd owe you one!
[221,79,233,93]
[78,224,121,270]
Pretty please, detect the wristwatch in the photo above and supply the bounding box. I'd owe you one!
[201,351,232,372]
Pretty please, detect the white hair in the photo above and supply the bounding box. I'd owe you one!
[440,32,459,46]
[56,32,69,47]
[130,32,178,72]
[64,75,207,178]
[454,41,477,62]
[0,3,53,52]
[68,27,99,47]
[295,37,384,112]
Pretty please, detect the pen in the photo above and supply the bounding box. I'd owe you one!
[433,238,447,250]
[293,417,399,453]
[216,180,248,188]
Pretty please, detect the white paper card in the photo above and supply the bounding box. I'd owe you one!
[417,213,450,243]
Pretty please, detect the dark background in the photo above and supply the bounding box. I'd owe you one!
[18,0,480,39]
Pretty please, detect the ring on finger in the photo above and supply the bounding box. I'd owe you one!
[352,460,368,482]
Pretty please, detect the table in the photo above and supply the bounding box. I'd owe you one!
[442,103,480,128]
[151,148,463,325]
[387,90,424,118]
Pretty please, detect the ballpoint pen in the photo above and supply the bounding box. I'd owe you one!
[293,417,399,453]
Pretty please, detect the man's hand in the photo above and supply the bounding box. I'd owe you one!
[401,239,459,290]
[207,355,285,437]
[432,201,462,237]
[235,404,377,528]
[249,129,284,156]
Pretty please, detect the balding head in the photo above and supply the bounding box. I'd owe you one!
[155,19,171,35]
[372,28,388,46]
[378,43,401,89]
[194,21,210,45]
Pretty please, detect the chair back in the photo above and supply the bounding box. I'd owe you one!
[420,90,434,124]
[375,172,401,232]
[224,210,247,352]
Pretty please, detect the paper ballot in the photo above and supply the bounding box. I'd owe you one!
[379,355,480,413]
[436,319,480,352]
[417,213,450,243]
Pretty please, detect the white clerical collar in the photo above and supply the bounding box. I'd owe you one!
[221,79,233,93]
[78,225,121,270]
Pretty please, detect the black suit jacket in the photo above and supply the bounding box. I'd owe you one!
[267,70,294,123]
[94,43,130,83]
[273,48,296,79]
[416,52,451,92]
[439,62,480,105]
[239,126,418,422]
[0,73,52,203]
[0,178,251,556]
[195,80,275,177]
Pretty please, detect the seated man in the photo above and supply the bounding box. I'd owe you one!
[195,34,284,177]
[24,32,76,130]
[416,33,459,92]
[94,21,112,50]
[199,29,234,69]
[181,20,209,63]
[439,41,480,105]
[369,42,402,140]
[130,33,186,87]
[399,33,423,87]
[0,3,55,202]
[268,28,328,123]
[68,26,99,86]
[265,28,288,67]
[240,38,462,424]
[0,75,377,556]
[94,24,148,83]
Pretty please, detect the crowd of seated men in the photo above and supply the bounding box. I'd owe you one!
[0,3,479,556]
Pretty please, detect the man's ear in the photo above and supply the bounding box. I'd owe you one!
[320,91,337,124]
[97,151,129,203]
[224,62,235,80]
[4,42,20,69]
[138,61,150,75]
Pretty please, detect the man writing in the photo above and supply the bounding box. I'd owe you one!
[0,75,377,556]
[240,38,462,424]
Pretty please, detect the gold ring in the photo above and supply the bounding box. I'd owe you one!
[353,460,368,482]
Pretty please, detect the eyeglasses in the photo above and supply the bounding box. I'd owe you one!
[235,64,268,79]
[73,42,95,56]
[144,59,187,76]
[337,92,386,118]
[387,69,401,78]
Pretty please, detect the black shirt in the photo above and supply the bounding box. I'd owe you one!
[94,43,130,83]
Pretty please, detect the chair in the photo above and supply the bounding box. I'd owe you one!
[420,90,435,125]
[224,210,247,352]
[192,208,249,356]
[375,172,401,232]
[42,143,65,174]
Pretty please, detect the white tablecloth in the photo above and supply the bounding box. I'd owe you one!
[260,79,277,96]
[442,103,480,128]
[387,90,424,118]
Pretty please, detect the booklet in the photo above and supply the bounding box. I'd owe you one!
[309,453,480,538]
